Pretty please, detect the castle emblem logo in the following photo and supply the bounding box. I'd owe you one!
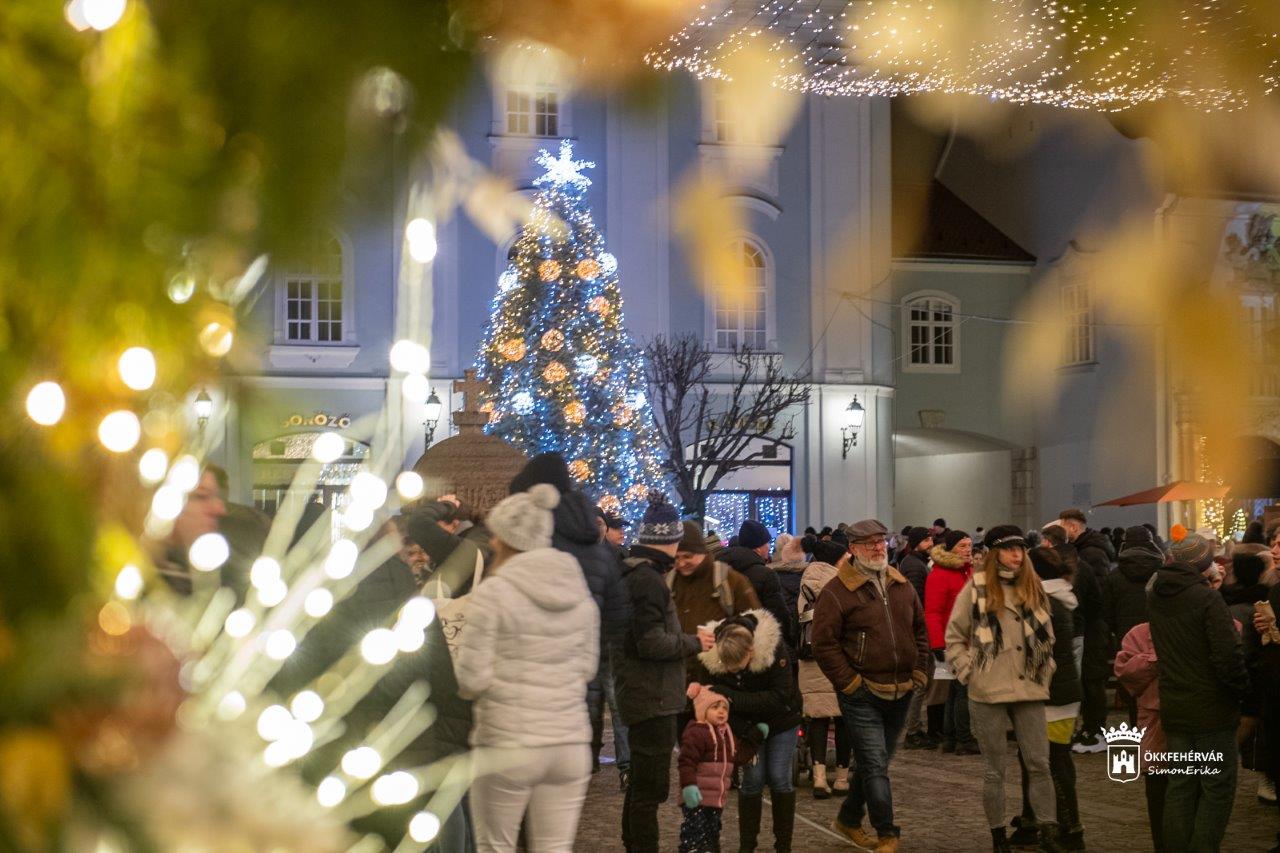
[1104,722,1146,783]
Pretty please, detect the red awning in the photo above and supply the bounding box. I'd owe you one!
[1094,480,1230,507]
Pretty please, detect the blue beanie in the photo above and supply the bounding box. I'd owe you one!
[739,519,771,550]
[639,492,682,545]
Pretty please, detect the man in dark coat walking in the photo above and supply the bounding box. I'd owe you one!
[718,519,796,650]
[1057,508,1110,753]
[1148,532,1249,852]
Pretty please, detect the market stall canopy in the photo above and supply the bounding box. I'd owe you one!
[1094,480,1229,507]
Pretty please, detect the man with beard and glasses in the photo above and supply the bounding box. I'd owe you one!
[813,519,930,853]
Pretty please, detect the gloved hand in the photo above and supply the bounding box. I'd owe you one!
[682,784,702,809]
[756,722,770,738]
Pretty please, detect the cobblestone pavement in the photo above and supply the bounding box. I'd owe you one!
[576,717,1279,852]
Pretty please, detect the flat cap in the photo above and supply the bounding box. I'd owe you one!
[845,518,889,543]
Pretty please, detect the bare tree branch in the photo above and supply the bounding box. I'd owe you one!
[644,334,811,517]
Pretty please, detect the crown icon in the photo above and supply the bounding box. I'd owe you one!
[1103,722,1147,744]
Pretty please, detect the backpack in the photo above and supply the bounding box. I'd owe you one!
[797,582,818,660]
[664,560,736,618]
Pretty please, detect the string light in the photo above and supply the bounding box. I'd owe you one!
[409,811,442,843]
[188,532,230,572]
[340,746,381,779]
[312,431,345,463]
[395,471,425,500]
[304,588,334,618]
[98,410,141,452]
[26,381,66,425]
[138,448,169,484]
[317,777,346,808]
[645,0,1275,111]
[114,564,144,600]
[324,539,358,579]
[117,347,157,391]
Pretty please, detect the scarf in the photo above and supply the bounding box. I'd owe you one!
[970,568,1054,683]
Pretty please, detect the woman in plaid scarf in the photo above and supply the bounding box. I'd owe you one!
[945,526,1065,853]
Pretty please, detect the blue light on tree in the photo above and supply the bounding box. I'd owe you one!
[475,140,668,520]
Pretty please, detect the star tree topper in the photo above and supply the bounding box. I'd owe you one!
[533,140,595,190]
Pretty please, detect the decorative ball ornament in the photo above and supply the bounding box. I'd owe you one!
[612,404,635,426]
[599,253,618,276]
[576,258,601,280]
[588,296,610,316]
[538,260,561,282]
[599,494,621,515]
[574,353,599,376]
[542,361,568,383]
[541,329,565,352]
[511,391,535,415]
[499,269,519,292]
[564,401,586,425]
[627,390,648,409]
[498,338,527,362]
[568,459,591,481]
[627,483,649,502]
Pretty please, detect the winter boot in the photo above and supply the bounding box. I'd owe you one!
[991,827,1014,853]
[873,835,899,853]
[1036,822,1069,853]
[831,818,877,850]
[1008,815,1039,848]
[811,763,831,799]
[771,790,796,853]
[833,765,850,793]
[738,793,763,853]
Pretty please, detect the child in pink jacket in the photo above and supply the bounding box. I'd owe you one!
[678,685,762,853]
[1114,623,1166,852]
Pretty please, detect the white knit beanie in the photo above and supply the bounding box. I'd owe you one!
[488,483,560,552]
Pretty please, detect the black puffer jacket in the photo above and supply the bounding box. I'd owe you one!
[1102,551,1162,647]
[614,545,701,726]
[1148,562,1249,734]
[693,609,803,736]
[719,545,795,650]
[552,490,630,649]
[899,550,929,603]
[1066,536,1109,678]
[1043,579,1083,707]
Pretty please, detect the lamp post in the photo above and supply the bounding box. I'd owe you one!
[194,388,213,432]
[423,388,443,447]
[841,396,865,459]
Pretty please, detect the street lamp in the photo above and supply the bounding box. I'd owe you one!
[423,388,443,447]
[841,396,865,459]
[194,388,213,431]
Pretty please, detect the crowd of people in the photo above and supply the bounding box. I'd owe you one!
[149,458,1280,852]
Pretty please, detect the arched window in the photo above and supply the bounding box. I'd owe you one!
[711,238,772,351]
[902,291,960,372]
[276,230,352,345]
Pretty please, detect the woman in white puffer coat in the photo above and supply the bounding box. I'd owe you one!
[455,483,600,853]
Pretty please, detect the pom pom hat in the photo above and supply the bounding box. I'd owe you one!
[639,490,683,545]
[488,483,561,552]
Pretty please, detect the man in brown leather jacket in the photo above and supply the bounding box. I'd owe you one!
[811,518,930,853]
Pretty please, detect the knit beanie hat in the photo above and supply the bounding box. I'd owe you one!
[739,519,771,550]
[678,520,708,555]
[774,533,805,563]
[1119,525,1163,563]
[944,529,971,551]
[704,530,723,552]
[693,686,730,722]
[1169,528,1215,571]
[488,484,560,551]
[638,492,682,545]
[906,526,931,551]
[808,537,848,566]
[508,452,573,495]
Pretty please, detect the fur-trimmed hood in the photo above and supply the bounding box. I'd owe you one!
[930,543,970,571]
[697,608,782,675]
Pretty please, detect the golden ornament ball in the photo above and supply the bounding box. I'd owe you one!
[599,494,621,515]
[538,260,562,282]
[542,361,568,383]
[588,296,610,315]
[568,459,591,481]
[498,338,527,362]
[541,329,565,351]
[576,258,601,280]
[627,483,649,501]
[564,401,586,424]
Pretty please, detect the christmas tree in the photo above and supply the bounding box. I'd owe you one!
[477,140,667,520]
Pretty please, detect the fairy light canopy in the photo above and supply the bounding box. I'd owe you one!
[645,0,1280,112]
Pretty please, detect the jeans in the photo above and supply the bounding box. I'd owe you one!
[740,725,800,795]
[590,659,630,770]
[1162,728,1238,852]
[470,744,591,853]
[806,717,851,766]
[836,688,911,837]
[621,714,677,853]
[943,680,972,743]
[969,700,1054,829]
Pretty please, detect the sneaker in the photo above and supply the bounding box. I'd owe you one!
[831,818,878,851]
[1071,731,1106,754]
[619,768,630,792]
[1260,776,1277,804]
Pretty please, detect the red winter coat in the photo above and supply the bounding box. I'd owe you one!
[924,545,972,650]
[678,720,740,809]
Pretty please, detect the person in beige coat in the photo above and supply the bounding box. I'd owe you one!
[796,537,851,798]
[945,526,1066,853]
